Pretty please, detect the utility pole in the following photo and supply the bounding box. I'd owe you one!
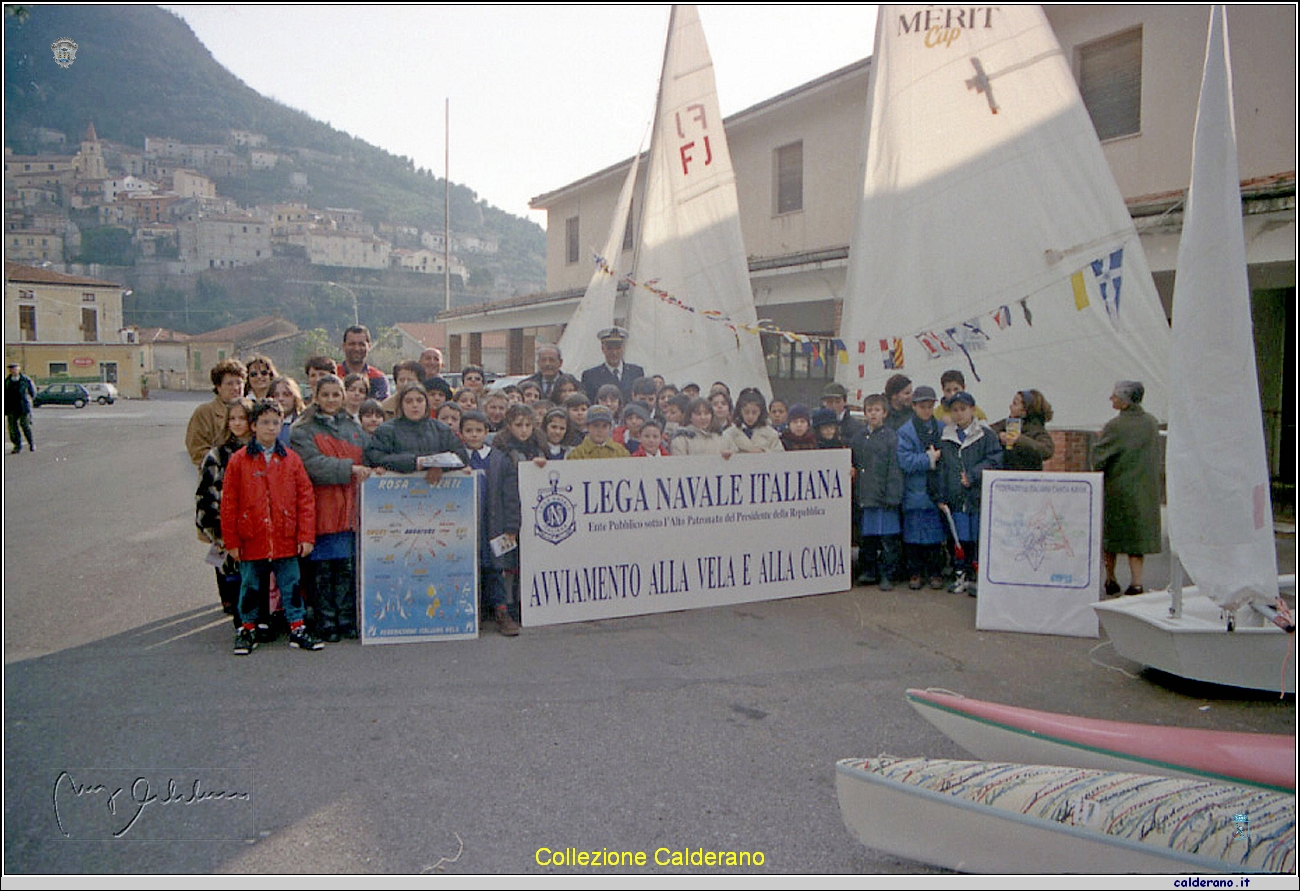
[444,97,451,314]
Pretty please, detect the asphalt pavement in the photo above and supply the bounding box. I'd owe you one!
[3,393,1295,876]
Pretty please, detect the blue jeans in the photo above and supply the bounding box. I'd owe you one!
[238,557,304,627]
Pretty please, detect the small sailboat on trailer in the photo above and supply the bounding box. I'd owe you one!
[1092,6,1297,695]
[561,5,772,396]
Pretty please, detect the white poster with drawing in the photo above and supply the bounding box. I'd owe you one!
[977,471,1102,637]
[519,450,852,626]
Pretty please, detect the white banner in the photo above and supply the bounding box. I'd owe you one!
[519,450,852,626]
[977,471,1103,638]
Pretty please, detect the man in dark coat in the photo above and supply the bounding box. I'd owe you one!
[5,361,36,454]
[521,344,566,401]
[580,327,645,402]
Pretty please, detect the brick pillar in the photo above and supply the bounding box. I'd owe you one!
[448,334,462,371]
[507,328,525,374]
[1042,430,1095,473]
[523,332,536,376]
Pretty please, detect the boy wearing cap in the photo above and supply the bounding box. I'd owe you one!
[897,385,947,589]
[780,404,818,451]
[821,381,865,444]
[936,391,1002,594]
[567,406,630,460]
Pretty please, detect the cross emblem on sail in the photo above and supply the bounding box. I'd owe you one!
[835,5,1170,429]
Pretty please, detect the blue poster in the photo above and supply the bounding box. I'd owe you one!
[358,473,479,643]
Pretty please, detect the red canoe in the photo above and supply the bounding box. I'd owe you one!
[907,688,1295,794]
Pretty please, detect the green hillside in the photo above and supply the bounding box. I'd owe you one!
[4,4,545,308]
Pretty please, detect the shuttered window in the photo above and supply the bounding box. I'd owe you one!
[1078,28,1142,141]
[565,216,580,265]
[774,141,804,215]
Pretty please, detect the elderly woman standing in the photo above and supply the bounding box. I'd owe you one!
[1092,380,1162,596]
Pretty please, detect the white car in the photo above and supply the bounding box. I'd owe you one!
[83,382,119,404]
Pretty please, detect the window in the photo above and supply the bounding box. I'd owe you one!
[565,216,580,265]
[82,308,98,342]
[48,362,68,376]
[19,305,37,341]
[762,333,837,382]
[1077,28,1142,141]
[82,291,96,303]
[774,141,804,215]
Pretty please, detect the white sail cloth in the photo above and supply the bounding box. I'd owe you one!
[1166,6,1278,614]
[557,150,642,376]
[835,5,1170,430]
[625,5,772,397]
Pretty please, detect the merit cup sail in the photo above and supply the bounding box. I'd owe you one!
[625,5,772,397]
[1166,6,1278,616]
[835,5,1171,430]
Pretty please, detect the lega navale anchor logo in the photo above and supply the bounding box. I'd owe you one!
[533,472,576,545]
[51,37,78,68]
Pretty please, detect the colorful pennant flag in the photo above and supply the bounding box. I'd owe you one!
[1091,248,1123,326]
[1070,269,1090,310]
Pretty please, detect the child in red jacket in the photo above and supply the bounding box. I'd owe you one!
[221,399,320,655]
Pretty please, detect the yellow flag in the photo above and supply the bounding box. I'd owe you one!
[1070,270,1090,310]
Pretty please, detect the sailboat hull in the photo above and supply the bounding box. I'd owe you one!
[1093,579,1297,694]
[906,688,1295,792]
[836,756,1296,874]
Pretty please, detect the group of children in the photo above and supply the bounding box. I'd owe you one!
[196,348,1049,654]
[841,370,1055,595]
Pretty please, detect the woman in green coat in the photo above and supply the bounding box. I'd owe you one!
[1092,380,1162,596]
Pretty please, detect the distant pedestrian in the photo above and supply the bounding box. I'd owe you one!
[5,361,36,454]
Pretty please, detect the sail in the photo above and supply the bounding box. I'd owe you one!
[835,5,1170,430]
[1166,6,1278,614]
[557,149,642,376]
[625,5,772,397]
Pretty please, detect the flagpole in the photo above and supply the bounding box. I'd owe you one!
[444,97,451,314]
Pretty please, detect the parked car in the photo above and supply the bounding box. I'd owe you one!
[486,374,530,393]
[34,383,90,409]
[84,382,119,404]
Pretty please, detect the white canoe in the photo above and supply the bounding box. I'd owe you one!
[836,756,1296,874]
[906,688,1295,793]
[1093,579,1297,695]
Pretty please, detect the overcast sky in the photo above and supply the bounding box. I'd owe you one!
[166,4,880,226]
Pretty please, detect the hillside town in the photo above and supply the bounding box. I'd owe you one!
[4,123,486,278]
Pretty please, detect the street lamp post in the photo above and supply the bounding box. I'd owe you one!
[327,281,359,326]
